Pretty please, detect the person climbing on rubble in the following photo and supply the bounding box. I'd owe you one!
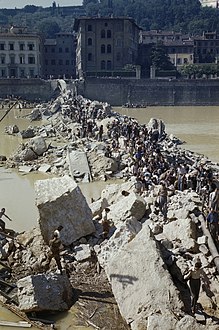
[184,259,205,315]
[101,207,111,239]
[208,186,219,212]
[206,209,219,243]
[43,231,63,274]
[157,181,168,220]
[0,208,12,232]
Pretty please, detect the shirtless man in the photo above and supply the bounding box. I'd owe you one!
[0,208,12,231]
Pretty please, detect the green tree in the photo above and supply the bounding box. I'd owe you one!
[36,18,61,38]
[23,5,39,13]
[150,47,175,71]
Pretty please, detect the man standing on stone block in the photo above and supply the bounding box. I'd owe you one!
[42,230,63,274]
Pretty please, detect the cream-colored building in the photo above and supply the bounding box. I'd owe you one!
[74,17,140,78]
[0,26,42,78]
[164,40,194,69]
[200,0,218,7]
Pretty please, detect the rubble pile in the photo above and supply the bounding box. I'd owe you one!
[0,178,217,329]
[0,85,219,328]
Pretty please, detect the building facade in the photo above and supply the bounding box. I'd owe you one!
[0,26,42,78]
[163,40,194,68]
[43,32,76,79]
[74,17,140,78]
[194,32,219,63]
[139,30,194,73]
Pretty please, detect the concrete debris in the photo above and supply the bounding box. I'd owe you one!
[2,88,219,329]
[35,175,95,245]
[17,273,73,312]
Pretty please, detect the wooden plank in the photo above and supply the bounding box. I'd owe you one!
[0,320,31,327]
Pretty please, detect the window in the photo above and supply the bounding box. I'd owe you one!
[10,56,15,64]
[66,60,69,65]
[177,58,181,64]
[101,30,105,38]
[45,59,48,65]
[19,55,25,64]
[51,48,55,53]
[51,59,56,65]
[9,43,14,50]
[19,43,25,51]
[107,44,111,53]
[0,44,5,50]
[1,69,6,77]
[29,69,34,77]
[1,56,5,64]
[88,53,92,61]
[28,56,35,64]
[59,47,62,53]
[20,69,25,77]
[88,38,92,46]
[104,22,108,27]
[45,47,48,53]
[107,60,112,70]
[59,59,63,65]
[184,58,188,64]
[101,44,105,54]
[101,60,105,70]
[28,43,34,51]
[107,30,111,38]
[88,24,92,31]
[65,47,69,53]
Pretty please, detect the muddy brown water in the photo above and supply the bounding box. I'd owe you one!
[1,105,219,328]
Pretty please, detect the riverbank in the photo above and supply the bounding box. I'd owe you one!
[0,89,219,329]
[78,77,219,106]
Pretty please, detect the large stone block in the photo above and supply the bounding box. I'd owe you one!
[96,217,142,269]
[28,136,47,156]
[101,179,136,205]
[17,273,73,312]
[163,218,197,252]
[35,175,95,245]
[107,192,146,226]
[106,225,183,329]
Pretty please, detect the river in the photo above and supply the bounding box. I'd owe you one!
[0,105,219,329]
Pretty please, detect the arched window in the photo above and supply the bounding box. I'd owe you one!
[107,44,111,53]
[101,44,105,54]
[107,30,111,38]
[101,60,106,70]
[88,38,92,46]
[101,29,105,38]
[107,60,112,70]
[88,53,92,61]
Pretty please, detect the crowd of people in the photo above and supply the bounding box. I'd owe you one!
[1,94,219,317]
[61,96,219,239]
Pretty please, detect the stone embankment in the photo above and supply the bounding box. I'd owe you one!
[0,85,219,329]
